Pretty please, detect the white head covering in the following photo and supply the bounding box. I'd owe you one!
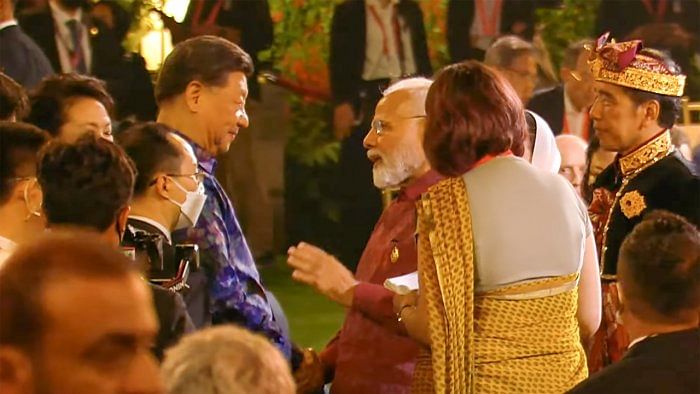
[527,110,561,174]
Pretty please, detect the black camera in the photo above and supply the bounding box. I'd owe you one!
[124,227,199,293]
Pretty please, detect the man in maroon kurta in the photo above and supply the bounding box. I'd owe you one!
[287,77,440,393]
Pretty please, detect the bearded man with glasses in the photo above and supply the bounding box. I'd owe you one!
[287,78,442,393]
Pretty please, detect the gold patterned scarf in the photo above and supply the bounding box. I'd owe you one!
[412,177,587,394]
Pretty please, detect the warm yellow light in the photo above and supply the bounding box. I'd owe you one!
[162,0,190,23]
[139,0,190,71]
[140,10,173,71]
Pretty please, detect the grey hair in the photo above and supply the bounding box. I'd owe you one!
[161,325,296,394]
[382,77,433,97]
[484,35,537,68]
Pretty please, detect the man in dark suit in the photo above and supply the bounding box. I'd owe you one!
[569,210,700,394]
[447,0,544,63]
[0,0,53,89]
[37,133,194,361]
[329,0,432,269]
[528,39,595,139]
[18,0,135,119]
[118,122,210,330]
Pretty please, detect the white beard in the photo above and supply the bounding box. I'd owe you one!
[369,145,423,189]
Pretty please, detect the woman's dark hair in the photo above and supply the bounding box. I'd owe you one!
[423,61,526,177]
[27,73,114,137]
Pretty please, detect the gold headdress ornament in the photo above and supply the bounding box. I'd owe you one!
[587,32,686,97]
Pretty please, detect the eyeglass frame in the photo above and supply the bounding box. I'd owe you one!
[371,115,426,136]
[148,171,206,186]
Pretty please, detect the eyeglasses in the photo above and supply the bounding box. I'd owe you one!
[371,115,426,136]
[149,171,206,186]
[167,171,206,184]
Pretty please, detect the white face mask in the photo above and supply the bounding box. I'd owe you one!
[167,178,207,230]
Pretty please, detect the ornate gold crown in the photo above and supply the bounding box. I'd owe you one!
[587,33,686,97]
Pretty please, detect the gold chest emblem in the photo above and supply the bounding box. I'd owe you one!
[620,190,647,219]
[390,245,400,263]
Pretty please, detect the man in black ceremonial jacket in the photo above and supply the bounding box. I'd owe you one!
[585,33,700,373]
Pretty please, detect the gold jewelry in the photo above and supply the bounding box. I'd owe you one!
[390,245,400,263]
[587,34,686,97]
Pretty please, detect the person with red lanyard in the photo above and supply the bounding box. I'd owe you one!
[395,61,601,393]
[586,33,700,373]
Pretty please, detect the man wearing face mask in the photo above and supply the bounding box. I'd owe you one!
[37,133,194,359]
[0,121,49,267]
[118,122,210,329]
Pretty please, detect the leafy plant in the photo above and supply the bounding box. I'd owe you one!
[536,0,600,71]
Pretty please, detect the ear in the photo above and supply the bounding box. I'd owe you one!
[117,205,130,234]
[641,99,661,127]
[153,175,170,200]
[0,347,34,393]
[27,180,43,214]
[184,81,204,113]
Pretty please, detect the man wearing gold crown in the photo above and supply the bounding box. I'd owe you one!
[586,33,700,373]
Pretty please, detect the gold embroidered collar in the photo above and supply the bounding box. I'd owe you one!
[618,130,673,177]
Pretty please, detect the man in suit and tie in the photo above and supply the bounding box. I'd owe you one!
[19,0,129,117]
[528,39,595,139]
[118,122,210,330]
[569,210,699,394]
[0,0,53,89]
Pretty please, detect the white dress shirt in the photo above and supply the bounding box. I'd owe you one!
[0,19,18,31]
[128,215,173,244]
[362,0,416,81]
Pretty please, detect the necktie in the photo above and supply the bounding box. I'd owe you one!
[65,19,87,74]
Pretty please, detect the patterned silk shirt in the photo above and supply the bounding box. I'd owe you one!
[172,132,291,359]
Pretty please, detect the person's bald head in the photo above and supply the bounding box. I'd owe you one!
[555,135,587,196]
[363,78,432,189]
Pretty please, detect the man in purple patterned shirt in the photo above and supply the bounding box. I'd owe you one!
[154,36,291,359]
